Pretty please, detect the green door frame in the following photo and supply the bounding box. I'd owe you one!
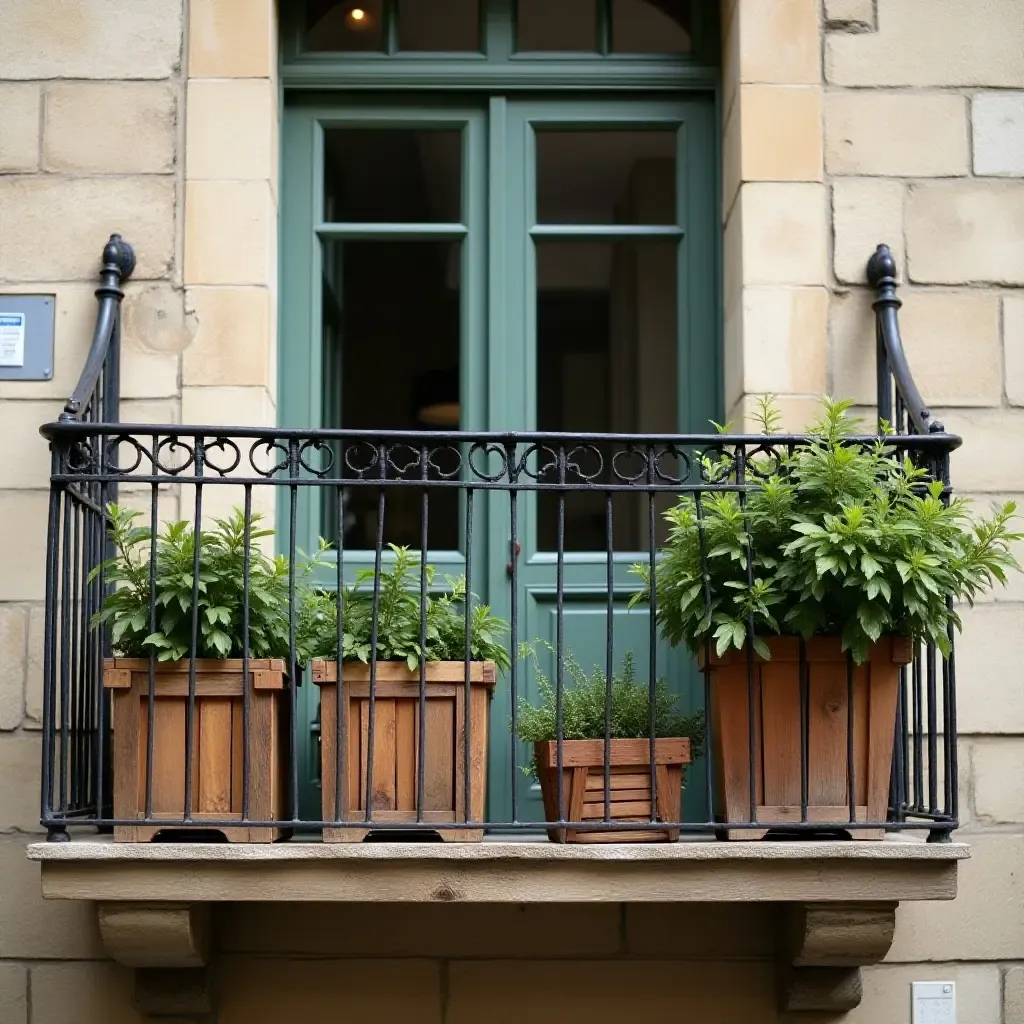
[278,1,722,825]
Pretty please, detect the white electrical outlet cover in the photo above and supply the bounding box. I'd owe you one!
[912,981,956,1024]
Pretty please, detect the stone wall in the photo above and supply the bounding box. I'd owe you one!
[0,0,1023,1021]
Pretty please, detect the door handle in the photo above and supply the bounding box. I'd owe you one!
[506,542,522,578]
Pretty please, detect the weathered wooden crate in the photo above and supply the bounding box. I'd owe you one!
[312,660,496,842]
[104,658,288,842]
[534,737,691,843]
[699,636,911,840]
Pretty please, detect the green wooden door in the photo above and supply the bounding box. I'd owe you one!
[485,97,718,824]
[281,92,718,825]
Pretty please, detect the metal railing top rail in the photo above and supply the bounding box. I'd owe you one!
[868,242,939,436]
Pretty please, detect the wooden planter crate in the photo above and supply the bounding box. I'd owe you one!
[311,660,496,842]
[699,636,911,841]
[534,737,692,843]
[103,658,288,842]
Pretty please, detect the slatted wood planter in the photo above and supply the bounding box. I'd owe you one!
[699,636,911,841]
[534,737,692,843]
[311,660,496,842]
[104,658,289,842]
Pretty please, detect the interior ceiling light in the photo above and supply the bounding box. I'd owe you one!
[345,6,372,29]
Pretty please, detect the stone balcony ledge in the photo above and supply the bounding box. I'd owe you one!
[29,834,967,904]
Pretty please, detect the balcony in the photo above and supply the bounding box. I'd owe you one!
[27,237,973,1016]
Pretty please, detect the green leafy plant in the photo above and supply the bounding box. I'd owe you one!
[631,397,1022,663]
[513,643,705,776]
[91,505,327,663]
[305,544,511,672]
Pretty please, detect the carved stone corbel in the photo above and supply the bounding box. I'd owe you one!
[777,902,897,1014]
[97,904,214,1021]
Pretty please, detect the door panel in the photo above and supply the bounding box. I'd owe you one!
[485,98,716,825]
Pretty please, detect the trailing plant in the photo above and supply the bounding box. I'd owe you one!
[305,544,512,672]
[91,504,328,663]
[514,643,705,776]
[631,397,1022,664]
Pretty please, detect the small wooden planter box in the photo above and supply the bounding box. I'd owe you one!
[311,660,496,843]
[104,658,288,843]
[534,737,692,843]
[699,636,911,841]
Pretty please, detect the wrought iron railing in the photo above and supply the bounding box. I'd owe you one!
[37,239,961,842]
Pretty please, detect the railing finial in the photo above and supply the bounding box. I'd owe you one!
[866,242,897,288]
[102,233,136,281]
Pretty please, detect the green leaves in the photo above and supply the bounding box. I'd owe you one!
[631,396,1023,664]
[513,645,705,777]
[302,544,512,671]
[91,505,328,664]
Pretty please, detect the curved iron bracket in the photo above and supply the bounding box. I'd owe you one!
[59,233,135,423]
[867,243,943,436]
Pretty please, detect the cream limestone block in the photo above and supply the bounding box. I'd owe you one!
[185,79,276,182]
[0,609,27,731]
[971,737,1024,822]
[0,401,64,489]
[831,178,905,284]
[973,92,1024,176]
[1004,296,1024,406]
[0,84,41,172]
[737,0,821,85]
[184,181,276,287]
[739,85,823,183]
[740,286,828,394]
[826,0,1024,87]
[0,0,182,80]
[43,83,176,174]
[906,181,1024,285]
[0,178,175,282]
[0,492,51,601]
[939,410,1024,493]
[189,0,276,78]
[182,287,272,388]
[825,91,969,177]
[738,183,828,286]
[0,735,44,831]
[954,603,1024,735]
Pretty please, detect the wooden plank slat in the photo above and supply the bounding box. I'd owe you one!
[581,800,653,820]
[423,698,454,814]
[584,788,651,804]
[537,738,691,769]
[584,773,651,792]
[808,660,849,807]
[110,658,286,673]
[395,700,416,813]
[197,700,232,814]
[761,659,802,808]
[311,660,497,686]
